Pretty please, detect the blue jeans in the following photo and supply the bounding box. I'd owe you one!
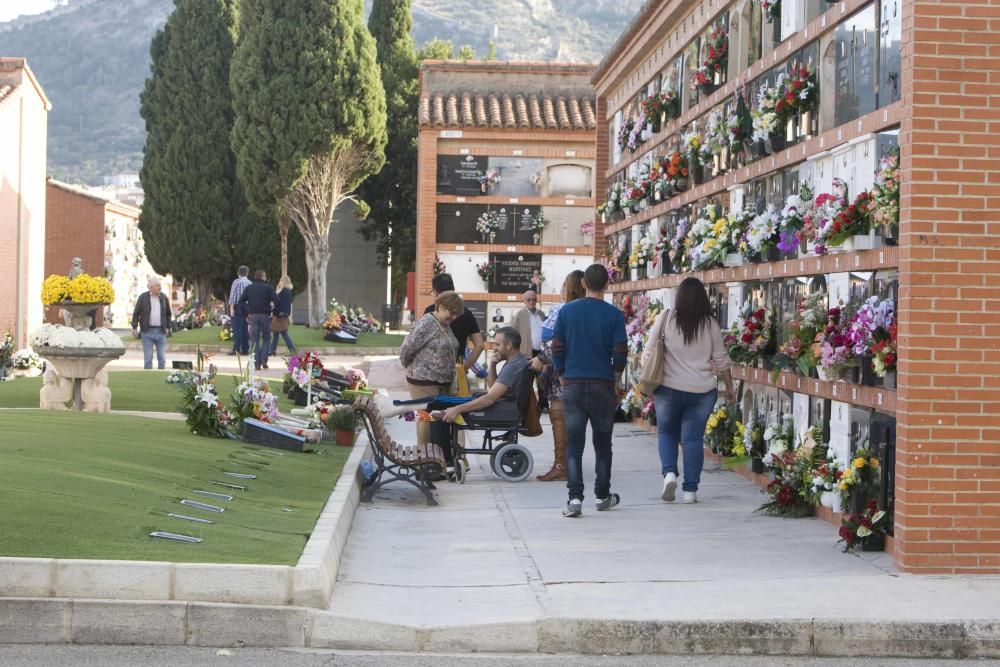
[141,329,167,370]
[653,386,718,492]
[247,314,272,368]
[269,330,296,355]
[232,311,249,354]
[562,382,617,501]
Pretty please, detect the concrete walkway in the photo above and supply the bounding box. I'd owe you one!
[326,363,1000,653]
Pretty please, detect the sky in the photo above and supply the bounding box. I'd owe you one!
[0,0,60,23]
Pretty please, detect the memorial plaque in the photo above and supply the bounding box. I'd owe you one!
[488,158,545,197]
[464,300,488,333]
[878,0,901,108]
[437,155,488,195]
[490,253,542,294]
[512,205,542,245]
[835,6,878,127]
[436,203,488,244]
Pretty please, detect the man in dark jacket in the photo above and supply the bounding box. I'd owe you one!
[239,270,276,370]
[131,277,172,370]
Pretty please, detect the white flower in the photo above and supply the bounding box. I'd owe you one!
[197,386,217,406]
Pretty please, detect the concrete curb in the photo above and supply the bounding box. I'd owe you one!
[0,600,997,657]
[0,437,369,609]
[122,342,400,356]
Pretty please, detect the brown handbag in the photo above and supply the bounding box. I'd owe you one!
[271,315,290,333]
[521,387,543,437]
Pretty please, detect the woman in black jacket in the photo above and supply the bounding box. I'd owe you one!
[269,275,297,354]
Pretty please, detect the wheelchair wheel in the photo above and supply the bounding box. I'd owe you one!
[491,443,534,482]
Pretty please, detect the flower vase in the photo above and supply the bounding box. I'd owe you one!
[480,182,487,194]
[861,534,886,552]
[660,252,673,275]
[764,246,782,262]
[883,223,899,246]
[291,386,309,407]
[334,428,356,447]
[480,232,487,243]
[751,457,765,474]
[883,370,897,390]
[699,82,717,97]
[489,231,496,243]
[841,231,883,252]
[533,232,540,245]
[767,131,787,154]
[829,492,843,514]
[723,253,743,267]
[675,177,689,192]
[691,163,705,185]
[772,18,782,44]
[637,265,647,280]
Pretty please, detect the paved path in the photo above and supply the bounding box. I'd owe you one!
[328,383,1000,632]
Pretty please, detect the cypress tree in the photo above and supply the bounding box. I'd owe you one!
[230,0,387,326]
[139,0,244,301]
[356,0,419,303]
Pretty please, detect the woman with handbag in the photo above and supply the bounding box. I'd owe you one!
[269,275,296,355]
[640,277,735,504]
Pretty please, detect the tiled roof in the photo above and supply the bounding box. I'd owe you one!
[419,92,597,131]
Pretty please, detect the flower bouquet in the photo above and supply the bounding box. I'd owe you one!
[839,499,888,552]
[759,446,817,517]
[771,290,827,377]
[629,236,656,278]
[724,304,775,365]
[11,347,42,377]
[170,366,234,438]
[527,211,549,244]
[776,183,814,255]
[475,210,501,242]
[477,168,501,193]
[818,302,861,381]
[229,379,279,433]
[740,206,781,262]
[432,255,447,278]
[871,147,900,244]
[705,403,742,456]
[777,64,818,123]
[530,270,545,291]
[0,332,13,378]
[822,188,875,251]
[476,260,495,286]
[691,23,728,95]
[686,204,729,271]
[751,84,782,149]
[849,296,896,383]
[617,118,635,154]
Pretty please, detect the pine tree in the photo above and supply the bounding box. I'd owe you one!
[138,0,245,301]
[355,0,419,304]
[230,0,387,326]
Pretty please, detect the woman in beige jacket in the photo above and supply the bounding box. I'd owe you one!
[640,277,735,504]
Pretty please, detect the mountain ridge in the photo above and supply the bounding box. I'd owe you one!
[0,0,641,184]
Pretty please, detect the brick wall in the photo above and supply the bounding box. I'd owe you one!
[895,0,1000,574]
[44,182,106,326]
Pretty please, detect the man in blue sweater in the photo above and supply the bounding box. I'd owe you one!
[552,263,627,517]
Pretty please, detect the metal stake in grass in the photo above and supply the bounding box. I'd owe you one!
[193,490,234,501]
[223,472,257,479]
[210,481,247,491]
[168,513,215,525]
[150,531,202,543]
[179,499,225,513]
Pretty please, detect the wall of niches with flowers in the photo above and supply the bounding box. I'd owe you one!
[599,0,902,548]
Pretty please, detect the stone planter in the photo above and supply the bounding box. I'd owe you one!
[58,302,107,330]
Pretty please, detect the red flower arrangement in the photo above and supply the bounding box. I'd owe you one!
[724,305,774,365]
[690,23,728,92]
[824,190,874,247]
[839,499,888,552]
[775,64,817,123]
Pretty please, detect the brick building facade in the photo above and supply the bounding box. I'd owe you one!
[416,61,598,332]
[45,179,158,328]
[0,57,50,347]
[591,0,999,573]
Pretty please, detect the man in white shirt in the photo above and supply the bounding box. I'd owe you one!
[131,277,172,370]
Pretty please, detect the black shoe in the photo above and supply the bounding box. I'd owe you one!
[262,363,269,369]
[254,365,261,371]
[227,351,237,356]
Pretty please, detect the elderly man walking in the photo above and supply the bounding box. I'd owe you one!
[512,289,548,409]
[131,277,172,370]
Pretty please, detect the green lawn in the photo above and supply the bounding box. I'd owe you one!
[122,326,404,349]
[0,410,349,563]
[0,370,300,414]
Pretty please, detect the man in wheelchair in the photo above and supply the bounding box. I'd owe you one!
[440,326,530,426]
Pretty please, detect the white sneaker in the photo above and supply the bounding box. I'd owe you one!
[683,491,697,504]
[661,473,677,501]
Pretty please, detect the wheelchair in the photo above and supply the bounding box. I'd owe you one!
[394,367,537,483]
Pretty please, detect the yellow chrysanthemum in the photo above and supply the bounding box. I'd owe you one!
[41,275,71,306]
[853,457,866,469]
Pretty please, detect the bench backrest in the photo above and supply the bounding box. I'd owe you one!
[354,397,394,455]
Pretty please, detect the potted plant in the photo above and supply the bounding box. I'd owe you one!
[327,405,359,447]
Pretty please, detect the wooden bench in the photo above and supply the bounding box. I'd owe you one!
[354,397,447,506]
